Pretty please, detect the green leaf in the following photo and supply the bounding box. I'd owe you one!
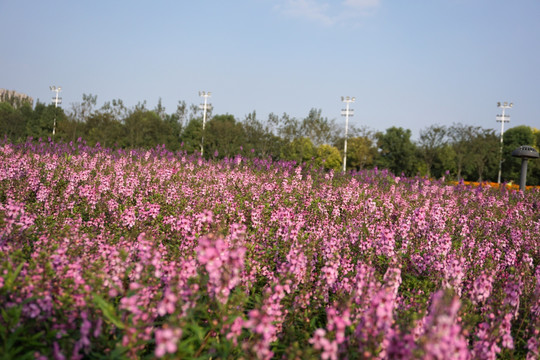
[92,293,125,329]
[5,262,25,291]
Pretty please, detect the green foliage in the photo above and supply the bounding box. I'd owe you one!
[204,114,246,158]
[345,135,377,170]
[376,126,418,176]
[469,129,498,182]
[502,125,536,183]
[301,108,339,147]
[0,103,26,142]
[418,124,447,178]
[280,137,316,165]
[181,118,203,154]
[0,302,46,360]
[92,294,125,329]
[84,112,124,148]
[2,93,539,184]
[124,109,172,149]
[315,144,342,170]
[242,111,284,159]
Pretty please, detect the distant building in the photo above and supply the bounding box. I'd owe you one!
[0,89,34,108]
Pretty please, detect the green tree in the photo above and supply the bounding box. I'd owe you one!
[335,135,377,171]
[27,102,67,140]
[470,129,499,182]
[204,114,246,158]
[124,109,170,148]
[69,94,97,123]
[273,113,302,143]
[100,98,128,121]
[301,108,338,147]
[448,123,480,180]
[530,128,540,185]
[0,102,26,141]
[315,144,342,170]
[84,112,124,148]
[375,127,417,176]
[434,144,457,178]
[152,99,183,150]
[418,125,447,178]
[280,137,316,165]
[242,111,284,159]
[181,118,203,154]
[501,125,535,183]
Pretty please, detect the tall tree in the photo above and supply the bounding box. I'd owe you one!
[418,124,447,178]
[345,136,377,170]
[376,127,417,176]
[0,102,26,141]
[501,125,535,183]
[242,111,283,158]
[84,112,124,148]
[27,103,67,140]
[280,137,316,165]
[123,109,170,148]
[181,118,203,154]
[275,113,302,143]
[469,129,499,182]
[314,144,342,170]
[204,114,246,158]
[448,123,480,180]
[301,108,338,146]
[69,93,97,123]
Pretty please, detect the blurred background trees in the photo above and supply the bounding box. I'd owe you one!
[1,92,538,185]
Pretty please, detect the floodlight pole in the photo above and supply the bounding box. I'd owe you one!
[341,96,355,172]
[199,91,212,156]
[496,101,512,184]
[50,86,62,137]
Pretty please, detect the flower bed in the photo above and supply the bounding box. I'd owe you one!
[1,140,539,359]
[450,180,540,191]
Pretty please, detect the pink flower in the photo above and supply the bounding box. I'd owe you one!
[155,327,182,358]
[121,206,137,228]
[470,273,493,304]
[309,329,338,360]
[157,290,177,316]
[225,316,244,345]
[196,232,246,304]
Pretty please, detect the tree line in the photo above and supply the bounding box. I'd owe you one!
[1,93,539,185]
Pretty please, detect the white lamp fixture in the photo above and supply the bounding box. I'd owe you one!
[341,96,355,172]
[496,101,513,184]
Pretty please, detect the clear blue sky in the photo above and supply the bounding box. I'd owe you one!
[1,0,539,138]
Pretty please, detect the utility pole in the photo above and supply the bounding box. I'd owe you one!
[496,101,512,184]
[341,96,355,172]
[50,86,62,137]
[199,91,212,156]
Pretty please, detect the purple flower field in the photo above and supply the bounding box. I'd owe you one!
[1,140,539,359]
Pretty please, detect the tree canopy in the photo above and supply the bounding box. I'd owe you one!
[1,93,538,185]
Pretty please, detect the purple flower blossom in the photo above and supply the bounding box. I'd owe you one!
[155,327,182,357]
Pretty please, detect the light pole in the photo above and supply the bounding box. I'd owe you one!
[341,96,355,172]
[199,91,212,155]
[496,101,512,184]
[50,86,62,137]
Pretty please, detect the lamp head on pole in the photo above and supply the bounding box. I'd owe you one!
[341,96,356,103]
